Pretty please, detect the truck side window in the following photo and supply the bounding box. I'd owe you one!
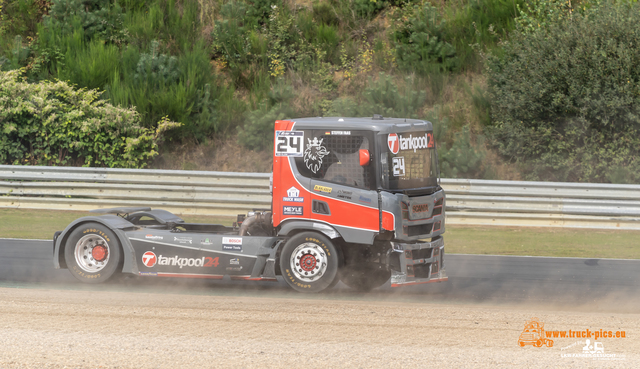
[295,132,373,190]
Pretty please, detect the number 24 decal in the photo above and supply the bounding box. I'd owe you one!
[204,257,219,267]
[275,131,304,157]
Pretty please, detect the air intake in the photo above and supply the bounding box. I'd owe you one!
[312,200,331,215]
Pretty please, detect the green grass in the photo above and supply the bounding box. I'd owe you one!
[0,209,234,240]
[445,225,640,259]
[1,209,639,259]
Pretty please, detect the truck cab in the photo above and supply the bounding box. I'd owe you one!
[271,116,447,290]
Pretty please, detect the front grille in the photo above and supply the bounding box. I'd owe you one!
[432,207,442,216]
[406,223,433,237]
[431,248,440,273]
[413,264,431,278]
[412,248,433,260]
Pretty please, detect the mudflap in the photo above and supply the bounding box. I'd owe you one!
[387,236,448,287]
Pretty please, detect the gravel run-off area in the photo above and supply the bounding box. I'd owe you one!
[0,287,637,368]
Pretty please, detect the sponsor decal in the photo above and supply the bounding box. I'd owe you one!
[283,206,304,216]
[275,131,304,157]
[157,255,220,268]
[388,132,434,153]
[230,258,240,265]
[283,186,304,202]
[145,234,163,240]
[337,189,352,200]
[142,251,157,267]
[201,238,213,246]
[359,195,372,203]
[226,266,243,271]
[412,204,429,213]
[328,131,350,135]
[304,137,330,173]
[387,133,399,154]
[173,236,193,244]
[222,237,242,251]
[139,271,158,276]
[392,156,405,177]
[313,184,332,193]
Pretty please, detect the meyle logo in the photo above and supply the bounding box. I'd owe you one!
[157,255,206,268]
[412,204,429,213]
[142,251,157,267]
[283,186,304,202]
[283,206,304,215]
[230,258,240,265]
[145,234,163,240]
[222,237,242,251]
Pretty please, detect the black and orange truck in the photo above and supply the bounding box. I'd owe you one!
[53,116,447,293]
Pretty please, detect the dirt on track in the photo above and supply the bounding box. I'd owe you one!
[0,287,637,369]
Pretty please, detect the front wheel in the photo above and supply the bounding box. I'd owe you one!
[64,222,122,283]
[280,232,341,293]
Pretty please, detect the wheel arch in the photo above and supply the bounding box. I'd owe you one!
[54,215,137,274]
[277,220,341,240]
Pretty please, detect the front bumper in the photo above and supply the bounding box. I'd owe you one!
[387,236,447,287]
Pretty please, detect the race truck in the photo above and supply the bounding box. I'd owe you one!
[53,116,447,293]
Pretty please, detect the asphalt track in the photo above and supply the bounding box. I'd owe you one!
[1,238,639,311]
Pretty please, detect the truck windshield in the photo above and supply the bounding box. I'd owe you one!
[381,130,438,193]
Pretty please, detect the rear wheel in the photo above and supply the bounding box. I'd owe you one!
[341,263,390,292]
[280,232,341,293]
[64,223,122,283]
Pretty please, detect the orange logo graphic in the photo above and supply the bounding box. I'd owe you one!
[518,318,554,348]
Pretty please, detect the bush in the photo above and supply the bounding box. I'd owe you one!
[439,125,487,178]
[329,73,426,117]
[44,0,128,45]
[0,70,179,167]
[238,80,294,151]
[392,1,459,73]
[486,1,640,182]
[445,0,524,69]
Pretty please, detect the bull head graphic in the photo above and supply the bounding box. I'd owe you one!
[304,137,330,173]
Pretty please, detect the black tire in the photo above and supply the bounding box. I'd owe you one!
[341,263,390,292]
[280,232,341,293]
[64,222,122,283]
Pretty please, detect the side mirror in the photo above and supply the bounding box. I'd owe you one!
[359,149,370,166]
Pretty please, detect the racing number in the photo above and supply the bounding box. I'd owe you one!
[392,157,405,177]
[275,131,304,157]
[277,136,301,152]
[204,257,219,267]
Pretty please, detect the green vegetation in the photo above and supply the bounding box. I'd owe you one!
[446,225,640,259]
[486,0,640,183]
[3,209,639,259]
[0,70,178,167]
[1,0,639,182]
[0,208,234,239]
